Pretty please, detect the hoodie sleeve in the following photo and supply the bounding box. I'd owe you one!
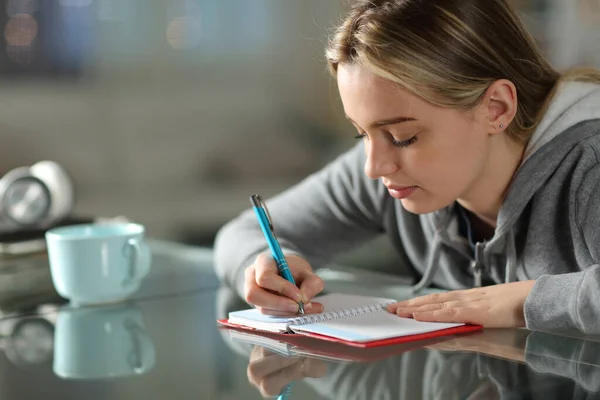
[213,142,390,297]
[524,163,600,334]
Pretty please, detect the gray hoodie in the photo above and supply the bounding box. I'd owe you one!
[214,81,600,335]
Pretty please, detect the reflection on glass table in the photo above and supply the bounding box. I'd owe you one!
[227,327,600,400]
[52,302,156,380]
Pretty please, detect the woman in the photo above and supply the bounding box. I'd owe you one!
[214,0,600,334]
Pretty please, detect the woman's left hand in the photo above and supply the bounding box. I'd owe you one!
[387,280,536,328]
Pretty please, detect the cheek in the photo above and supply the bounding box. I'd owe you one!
[412,127,485,190]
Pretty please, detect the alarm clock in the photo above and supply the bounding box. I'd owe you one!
[0,161,74,234]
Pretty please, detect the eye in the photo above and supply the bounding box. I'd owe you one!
[391,135,418,148]
[355,132,419,148]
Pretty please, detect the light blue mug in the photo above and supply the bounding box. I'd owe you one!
[45,223,151,306]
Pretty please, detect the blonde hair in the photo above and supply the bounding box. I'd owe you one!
[326,0,600,143]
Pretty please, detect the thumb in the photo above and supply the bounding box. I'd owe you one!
[298,273,324,303]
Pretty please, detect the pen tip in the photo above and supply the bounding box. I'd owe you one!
[298,302,305,314]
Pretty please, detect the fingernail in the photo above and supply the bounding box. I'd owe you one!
[303,302,312,311]
[287,302,300,312]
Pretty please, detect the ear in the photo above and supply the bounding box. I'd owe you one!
[483,79,518,135]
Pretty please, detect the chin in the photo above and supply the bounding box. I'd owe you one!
[400,198,450,215]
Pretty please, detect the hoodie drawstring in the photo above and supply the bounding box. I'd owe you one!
[504,229,517,283]
[471,242,487,287]
[411,206,519,291]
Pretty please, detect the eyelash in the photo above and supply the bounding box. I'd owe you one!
[354,133,418,148]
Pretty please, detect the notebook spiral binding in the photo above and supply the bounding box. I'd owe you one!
[287,301,396,328]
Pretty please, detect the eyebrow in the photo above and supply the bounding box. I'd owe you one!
[345,115,417,129]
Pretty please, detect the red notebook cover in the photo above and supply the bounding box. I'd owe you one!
[217,318,482,349]
[219,323,481,363]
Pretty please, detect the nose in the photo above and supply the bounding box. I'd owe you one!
[363,139,399,180]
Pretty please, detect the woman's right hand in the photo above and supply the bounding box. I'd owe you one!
[244,253,324,315]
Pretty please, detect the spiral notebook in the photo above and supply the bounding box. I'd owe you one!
[218,293,482,348]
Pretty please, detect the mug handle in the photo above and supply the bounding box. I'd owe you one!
[125,317,156,373]
[124,238,151,286]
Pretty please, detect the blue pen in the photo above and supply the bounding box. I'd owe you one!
[250,194,305,314]
[278,382,294,400]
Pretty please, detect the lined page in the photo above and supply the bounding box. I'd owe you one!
[310,293,394,311]
[291,310,463,342]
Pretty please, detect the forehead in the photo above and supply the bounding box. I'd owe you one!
[336,63,425,120]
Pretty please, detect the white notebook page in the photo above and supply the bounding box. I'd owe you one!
[290,310,463,343]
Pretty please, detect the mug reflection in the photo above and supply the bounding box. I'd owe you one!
[53,302,156,380]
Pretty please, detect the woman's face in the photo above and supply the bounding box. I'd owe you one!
[337,63,493,214]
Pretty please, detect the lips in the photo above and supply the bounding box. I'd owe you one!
[386,185,418,199]
[386,184,414,191]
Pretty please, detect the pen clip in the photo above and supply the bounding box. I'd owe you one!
[250,194,274,232]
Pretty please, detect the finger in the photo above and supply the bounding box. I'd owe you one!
[247,354,300,385]
[259,359,306,398]
[413,306,475,324]
[244,279,300,313]
[388,290,477,312]
[256,307,301,317]
[394,301,463,318]
[257,302,324,316]
[297,273,325,303]
[386,294,444,312]
[253,258,303,303]
[302,358,328,378]
[249,346,275,363]
[425,342,455,352]
[401,292,454,307]
[304,301,324,314]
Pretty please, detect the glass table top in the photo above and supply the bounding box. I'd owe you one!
[0,240,598,399]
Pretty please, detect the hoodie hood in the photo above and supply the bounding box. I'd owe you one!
[523,81,600,162]
[497,81,600,233]
[413,81,600,291]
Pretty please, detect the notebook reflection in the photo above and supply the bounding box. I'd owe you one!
[229,328,600,400]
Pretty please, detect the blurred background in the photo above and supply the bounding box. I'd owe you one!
[0,0,599,248]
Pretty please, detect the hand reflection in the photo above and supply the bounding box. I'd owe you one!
[247,346,327,398]
[425,329,530,363]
